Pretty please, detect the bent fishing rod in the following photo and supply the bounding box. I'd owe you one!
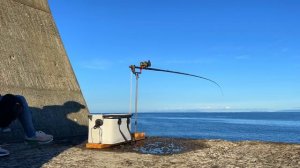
[129,60,223,133]
[131,61,222,91]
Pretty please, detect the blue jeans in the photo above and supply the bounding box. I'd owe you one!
[15,95,36,138]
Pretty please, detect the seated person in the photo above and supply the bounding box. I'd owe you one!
[0,94,53,157]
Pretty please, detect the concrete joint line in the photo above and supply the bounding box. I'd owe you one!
[10,0,50,14]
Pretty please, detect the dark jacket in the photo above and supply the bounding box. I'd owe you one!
[0,94,21,127]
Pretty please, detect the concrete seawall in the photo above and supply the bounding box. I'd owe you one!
[0,0,89,141]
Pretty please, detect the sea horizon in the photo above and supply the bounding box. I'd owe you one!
[98,110,300,114]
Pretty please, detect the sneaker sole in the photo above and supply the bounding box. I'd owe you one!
[25,138,53,145]
[0,153,10,157]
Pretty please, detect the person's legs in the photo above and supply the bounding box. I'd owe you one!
[15,95,53,144]
[15,95,36,138]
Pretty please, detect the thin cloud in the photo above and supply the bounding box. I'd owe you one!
[80,59,112,70]
[280,48,289,53]
[157,103,234,112]
[165,58,216,65]
[235,55,250,60]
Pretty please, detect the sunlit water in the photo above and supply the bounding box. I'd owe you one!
[134,112,300,143]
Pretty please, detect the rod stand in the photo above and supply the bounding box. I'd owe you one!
[134,72,140,133]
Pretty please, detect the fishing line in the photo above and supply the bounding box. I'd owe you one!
[129,71,133,114]
[135,66,223,95]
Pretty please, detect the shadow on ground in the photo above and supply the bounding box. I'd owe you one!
[0,101,87,168]
[1,136,210,168]
[97,137,210,155]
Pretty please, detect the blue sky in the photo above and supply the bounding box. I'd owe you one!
[48,0,300,113]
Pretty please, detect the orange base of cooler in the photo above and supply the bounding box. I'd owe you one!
[133,132,146,141]
[86,132,146,149]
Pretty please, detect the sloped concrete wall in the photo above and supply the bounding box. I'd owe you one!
[0,0,89,141]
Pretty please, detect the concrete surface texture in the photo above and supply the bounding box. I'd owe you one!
[1,137,300,168]
[0,0,89,142]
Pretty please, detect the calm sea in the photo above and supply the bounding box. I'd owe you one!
[133,112,300,143]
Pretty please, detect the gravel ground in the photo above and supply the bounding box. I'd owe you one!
[1,137,300,168]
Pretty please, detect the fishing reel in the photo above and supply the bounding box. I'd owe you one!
[140,60,151,69]
[129,60,151,74]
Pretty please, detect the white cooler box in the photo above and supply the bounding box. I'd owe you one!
[88,114,132,144]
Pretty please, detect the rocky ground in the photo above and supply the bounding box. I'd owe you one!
[1,137,300,168]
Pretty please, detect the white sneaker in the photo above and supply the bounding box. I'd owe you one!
[0,147,9,157]
[25,131,53,144]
